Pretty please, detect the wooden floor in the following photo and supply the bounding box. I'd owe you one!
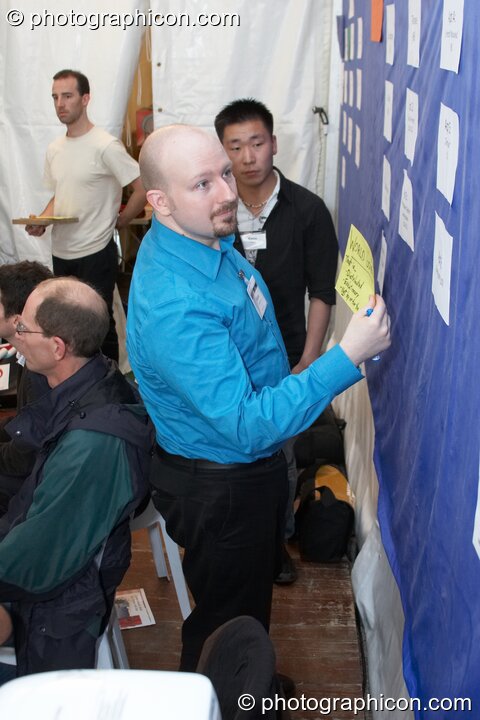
[119,531,366,720]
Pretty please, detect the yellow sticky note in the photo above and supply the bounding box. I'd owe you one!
[335,225,375,313]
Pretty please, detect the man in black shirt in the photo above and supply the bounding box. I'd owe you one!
[215,99,339,582]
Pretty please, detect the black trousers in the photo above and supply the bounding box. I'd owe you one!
[53,238,119,362]
[151,449,288,672]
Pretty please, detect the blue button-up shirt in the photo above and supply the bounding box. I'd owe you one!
[127,218,361,463]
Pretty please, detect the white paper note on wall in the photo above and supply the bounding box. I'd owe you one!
[432,213,453,325]
[405,88,418,163]
[382,156,391,221]
[384,81,393,142]
[355,125,361,168]
[356,69,362,110]
[399,170,415,251]
[377,232,387,294]
[357,17,363,59]
[386,4,395,65]
[407,0,421,67]
[440,0,464,73]
[436,103,459,205]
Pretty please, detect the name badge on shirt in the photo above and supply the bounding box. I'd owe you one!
[247,275,267,319]
[240,231,267,251]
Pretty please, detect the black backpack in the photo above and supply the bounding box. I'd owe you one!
[295,463,354,563]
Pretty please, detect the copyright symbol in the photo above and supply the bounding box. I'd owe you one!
[6,9,24,26]
[238,693,255,711]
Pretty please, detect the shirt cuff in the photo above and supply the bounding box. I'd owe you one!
[310,344,363,396]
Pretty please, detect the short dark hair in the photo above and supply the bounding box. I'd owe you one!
[53,69,90,96]
[35,279,109,358]
[0,261,53,318]
[214,98,274,142]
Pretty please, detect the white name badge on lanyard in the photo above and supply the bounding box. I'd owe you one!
[240,231,267,251]
[247,275,267,319]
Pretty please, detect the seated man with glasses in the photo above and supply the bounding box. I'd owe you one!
[0,277,154,676]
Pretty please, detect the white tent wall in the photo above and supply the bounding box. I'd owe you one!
[0,0,147,264]
[149,0,333,197]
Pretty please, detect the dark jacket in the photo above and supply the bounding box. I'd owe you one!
[234,169,338,367]
[0,354,155,675]
[0,366,47,513]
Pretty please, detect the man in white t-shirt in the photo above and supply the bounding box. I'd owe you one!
[26,69,146,361]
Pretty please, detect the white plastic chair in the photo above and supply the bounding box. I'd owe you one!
[96,606,129,669]
[0,669,221,720]
[130,499,192,620]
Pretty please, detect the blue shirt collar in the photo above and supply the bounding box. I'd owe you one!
[151,216,235,281]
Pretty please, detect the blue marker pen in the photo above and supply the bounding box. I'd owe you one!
[365,307,380,362]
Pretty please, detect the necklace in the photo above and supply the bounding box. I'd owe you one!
[241,197,268,209]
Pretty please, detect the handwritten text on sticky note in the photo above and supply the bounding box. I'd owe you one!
[335,225,375,312]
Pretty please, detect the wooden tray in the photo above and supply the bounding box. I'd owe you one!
[12,217,79,226]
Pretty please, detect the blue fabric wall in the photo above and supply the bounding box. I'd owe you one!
[339,1,480,716]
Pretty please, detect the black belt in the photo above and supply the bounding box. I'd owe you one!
[156,445,282,471]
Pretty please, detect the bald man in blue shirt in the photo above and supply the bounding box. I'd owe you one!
[127,125,391,671]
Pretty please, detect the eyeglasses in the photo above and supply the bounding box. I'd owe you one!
[15,321,46,336]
